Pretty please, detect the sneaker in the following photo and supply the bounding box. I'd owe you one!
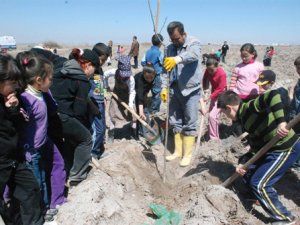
[271,216,297,225]
[44,208,58,222]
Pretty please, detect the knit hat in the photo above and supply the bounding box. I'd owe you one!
[116,55,132,78]
[256,70,276,86]
[81,49,100,68]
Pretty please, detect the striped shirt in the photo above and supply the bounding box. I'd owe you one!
[237,89,299,152]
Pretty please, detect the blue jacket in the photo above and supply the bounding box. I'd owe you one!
[141,46,163,75]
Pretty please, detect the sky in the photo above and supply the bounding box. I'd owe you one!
[1,0,300,45]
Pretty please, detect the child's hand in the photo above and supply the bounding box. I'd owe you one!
[5,93,19,108]
[140,113,146,121]
[200,107,208,116]
[236,164,247,176]
[277,122,289,138]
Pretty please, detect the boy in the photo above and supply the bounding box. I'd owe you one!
[141,34,164,113]
[290,56,300,171]
[217,90,300,225]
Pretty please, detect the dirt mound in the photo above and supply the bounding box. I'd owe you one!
[55,135,300,225]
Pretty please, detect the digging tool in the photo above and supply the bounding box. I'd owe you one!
[195,94,207,153]
[91,157,101,169]
[111,92,158,137]
[222,113,300,188]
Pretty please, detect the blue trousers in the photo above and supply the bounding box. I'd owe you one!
[169,83,200,136]
[91,102,106,157]
[151,74,162,113]
[243,141,300,221]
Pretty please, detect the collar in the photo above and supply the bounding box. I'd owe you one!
[25,85,43,100]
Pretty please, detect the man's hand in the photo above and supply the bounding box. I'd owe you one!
[160,88,168,103]
[236,164,247,176]
[5,93,19,108]
[277,122,289,138]
[164,56,182,72]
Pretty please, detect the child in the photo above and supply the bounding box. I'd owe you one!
[135,63,156,119]
[89,43,110,159]
[229,43,264,100]
[263,46,276,67]
[202,57,227,140]
[215,49,222,61]
[0,55,44,225]
[107,55,136,142]
[217,90,300,225]
[16,52,66,221]
[290,56,300,171]
[141,34,164,113]
[50,48,99,186]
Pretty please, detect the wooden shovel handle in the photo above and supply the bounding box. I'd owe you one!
[222,113,300,187]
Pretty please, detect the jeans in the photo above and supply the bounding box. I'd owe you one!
[0,162,44,225]
[243,141,300,221]
[134,56,138,68]
[59,114,92,182]
[169,83,200,136]
[91,102,106,158]
[151,74,162,113]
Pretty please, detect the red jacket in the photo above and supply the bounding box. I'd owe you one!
[203,67,227,101]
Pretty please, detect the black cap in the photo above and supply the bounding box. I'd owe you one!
[256,70,276,86]
[81,49,99,68]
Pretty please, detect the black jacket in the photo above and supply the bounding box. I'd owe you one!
[0,97,24,169]
[134,72,154,106]
[50,59,91,125]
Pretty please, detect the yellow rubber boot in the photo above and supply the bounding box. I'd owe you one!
[166,133,183,161]
[180,136,195,167]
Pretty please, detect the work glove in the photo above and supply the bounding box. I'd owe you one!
[160,88,168,103]
[163,56,182,72]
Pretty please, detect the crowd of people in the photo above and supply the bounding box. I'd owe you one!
[0,20,299,225]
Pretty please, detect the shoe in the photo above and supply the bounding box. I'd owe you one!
[180,136,195,167]
[271,216,297,225]
[166,133,183,161]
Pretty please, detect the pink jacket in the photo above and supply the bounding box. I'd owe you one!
[230,61,264,99]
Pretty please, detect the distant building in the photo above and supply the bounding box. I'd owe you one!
[0,36,17,50]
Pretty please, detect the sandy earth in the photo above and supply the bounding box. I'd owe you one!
[8,43,300,224]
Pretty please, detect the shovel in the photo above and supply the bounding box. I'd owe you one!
[222,113,300,188]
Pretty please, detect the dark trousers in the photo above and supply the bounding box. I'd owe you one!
[0,162,44,225]
[134,56,138,68]
[151,74,162,113]
[263,58,272,66]
[243,141,300,221]
[91,102,106,158]
[59,114,92,182]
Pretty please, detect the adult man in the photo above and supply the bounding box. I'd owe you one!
[141,34,164,113]
[129,36,139,69]
[163,21,202,167]
[221,41,229,63]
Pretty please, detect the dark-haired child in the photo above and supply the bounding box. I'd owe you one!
[141,34,164,113]
[290,56,300,171]
[89,43,110,159]
[16,52,66,221]
[202,57,227,140]
[217,90,300,225]
[0,55,44,225]
[230,43,264,100]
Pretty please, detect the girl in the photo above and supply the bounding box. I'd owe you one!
[229,43,264,100]
[50,48,99,186]
[0,55,44,225]
[106,55,136,143]
[202,57,227,140]
[16,52,66,221]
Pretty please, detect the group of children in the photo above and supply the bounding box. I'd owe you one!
[0,28,299,225]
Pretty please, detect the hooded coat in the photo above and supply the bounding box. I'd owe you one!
[50,59,91,124]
